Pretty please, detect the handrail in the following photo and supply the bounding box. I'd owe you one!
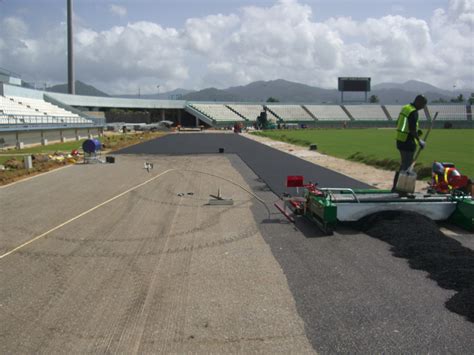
[0,113,105,127]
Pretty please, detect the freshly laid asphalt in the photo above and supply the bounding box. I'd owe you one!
[116,132,372,196]
[116,133,474,353]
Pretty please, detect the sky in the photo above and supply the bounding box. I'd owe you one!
[0,0,472,95]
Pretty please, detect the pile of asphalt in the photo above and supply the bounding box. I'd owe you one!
[357,211,474,322]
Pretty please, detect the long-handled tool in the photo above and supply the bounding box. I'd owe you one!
[396,112,438,193]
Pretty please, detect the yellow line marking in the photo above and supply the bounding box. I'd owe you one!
[0,169,175,260]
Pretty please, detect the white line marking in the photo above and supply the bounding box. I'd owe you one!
[0,164,74,189]
[0,169,175,260]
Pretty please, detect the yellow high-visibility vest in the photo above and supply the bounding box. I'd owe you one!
[396,104,419,142]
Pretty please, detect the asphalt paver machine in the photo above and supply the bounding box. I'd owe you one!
[275,176,474,234]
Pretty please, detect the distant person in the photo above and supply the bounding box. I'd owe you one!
[391,94,427,192]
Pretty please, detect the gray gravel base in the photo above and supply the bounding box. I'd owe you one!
[0,155,315,354]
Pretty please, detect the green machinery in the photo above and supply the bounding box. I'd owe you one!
[274,176,474,235]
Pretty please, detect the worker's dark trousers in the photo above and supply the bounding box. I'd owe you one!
[391,149,415,191]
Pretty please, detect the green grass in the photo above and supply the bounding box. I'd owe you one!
[1,140,86,155]
[252,128,474,178]
[0,140,86,165]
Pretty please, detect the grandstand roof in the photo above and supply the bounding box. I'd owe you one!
[1,83,186,110]
[47,92,186,109]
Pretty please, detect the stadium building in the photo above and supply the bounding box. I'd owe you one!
[0,69,472,148]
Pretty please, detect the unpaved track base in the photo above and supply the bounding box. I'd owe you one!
[0,155,314,354]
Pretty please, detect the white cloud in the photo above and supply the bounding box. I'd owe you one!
[109,4,127,18]
[184,13,240,54]
[74,22,188,93]
[0,0,472,93]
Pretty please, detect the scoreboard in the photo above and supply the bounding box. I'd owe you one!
[338,77,371,92]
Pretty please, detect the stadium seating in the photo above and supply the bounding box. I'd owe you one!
[304,105,349,121]
[266,105,315,122]
[189,104,245,123]
[0,96,40,116]
[0,95,94,126]
[384,105,429,121]
[227,104,263,122]
[8,96,79,118]
[426,105,467,121]
[344,105,388,120]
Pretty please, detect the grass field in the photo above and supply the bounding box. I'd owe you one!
[252,128,474,178]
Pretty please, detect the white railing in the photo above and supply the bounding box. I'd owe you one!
[0,114,102,127]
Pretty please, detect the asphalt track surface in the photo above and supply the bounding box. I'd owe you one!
[116,132,372,195]
[116,133,474,353]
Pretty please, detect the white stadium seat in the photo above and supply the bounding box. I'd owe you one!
[1,95,94,125]
[304,105,349,121]
[190,104,245,122]
[344,105,388,120]
[227,104,264,122]
[384,105,429,120]
[266,105,315,122]
[426,105,467,121]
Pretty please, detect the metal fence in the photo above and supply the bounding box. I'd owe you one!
[0,114,105,130]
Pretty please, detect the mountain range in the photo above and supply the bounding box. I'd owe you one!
[44,80,109,97]
[44,79,472,104]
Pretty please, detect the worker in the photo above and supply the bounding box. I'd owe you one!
[431,162,469,194]
[391,94,428,192]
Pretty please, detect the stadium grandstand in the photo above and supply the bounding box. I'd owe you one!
[304,105,349,121]
[384,105,430,121]
[187,103,245,126]
[0,70,105,147]
[227,104,264,123]
[266,104,315,123]
[1,68,472,148]
[426,105,468,121]
[345,104,388,121]
[265,108,280,123]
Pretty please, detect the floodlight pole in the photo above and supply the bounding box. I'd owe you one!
[67,0,75,95]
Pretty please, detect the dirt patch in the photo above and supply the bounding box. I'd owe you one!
[243,133,428,192]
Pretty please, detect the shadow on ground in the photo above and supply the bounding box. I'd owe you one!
[356,211,474,322]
